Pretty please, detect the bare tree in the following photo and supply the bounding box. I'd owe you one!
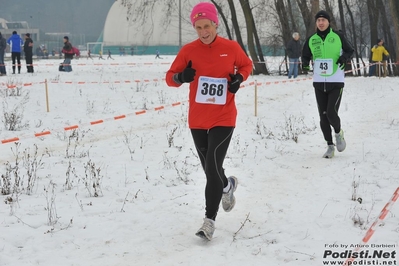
[287,0,299,32]
[238,0,267,74]
[337,0,346,33]
[322,0,336,27]
[116,0,398,76]
[342,0,358,76]
[388,0,399,74]
[296,0,319,37]
[274,0,293,75]
[376,0,394,75]
[367,0,380,47]
[211,1,233,40]
[275,0,292,45]
[224,0,247,53]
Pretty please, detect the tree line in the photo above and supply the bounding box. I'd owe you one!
[121,0,399,76]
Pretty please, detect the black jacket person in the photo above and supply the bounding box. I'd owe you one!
[23,33,34,73]
[60,36,73,72]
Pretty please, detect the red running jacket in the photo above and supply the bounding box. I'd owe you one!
[166,35,253,129]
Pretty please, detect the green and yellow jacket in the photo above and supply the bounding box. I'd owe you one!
[302,27,354,86]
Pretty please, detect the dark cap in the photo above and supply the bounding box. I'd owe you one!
[25,33,30,37]
[64,36,69,40]
[315,10,330,22]
[12,30,17,34]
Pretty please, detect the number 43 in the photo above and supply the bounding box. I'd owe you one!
[319,62,328,70]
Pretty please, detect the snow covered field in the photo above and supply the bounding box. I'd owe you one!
[0,55,398,266]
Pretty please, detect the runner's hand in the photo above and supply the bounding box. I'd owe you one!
[178,60,196,83]
[228,74,243,94]
[336,56,346,70]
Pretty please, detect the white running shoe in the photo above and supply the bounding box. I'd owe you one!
[222,176,238,212]
[195,218,215,241]
[335,129,346,152]
[323,145,335,158]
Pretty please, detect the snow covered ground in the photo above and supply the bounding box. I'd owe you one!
[0,55,398,266]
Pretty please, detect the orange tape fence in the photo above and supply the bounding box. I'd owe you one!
[343,187,399,266]
[1,100,186,145]
[0,61,392,144]
[0,78,166,89]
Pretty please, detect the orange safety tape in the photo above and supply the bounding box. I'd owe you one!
[343,187,399,266]
[135,110,146,115]
[241,77,312,88]
[0,62,173,67]
[0,78,165,88]
[65,125,79,131]
[114,115,126,120]
[1,137,20,144]
[90,120,104,125]
[1,61,398,68]
[0,64,380,143]
[250,63,376,88]
[0,65,360,90]
[0,61,381,89]
[34,131,51,137]
[0,101,185,145]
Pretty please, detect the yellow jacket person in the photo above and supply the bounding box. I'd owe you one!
[371,39,389,62]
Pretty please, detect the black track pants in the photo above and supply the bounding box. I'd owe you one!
[11,52,21,73]
[314,87,343,145]
[191,126,234,220]
[25,52,34,72]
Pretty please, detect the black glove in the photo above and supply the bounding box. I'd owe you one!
[228,74,243,94]
[336,56,346,70]
[177,60,196,83]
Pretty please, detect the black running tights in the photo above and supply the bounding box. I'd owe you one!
[191,126,234,221]
[314,87,343,145]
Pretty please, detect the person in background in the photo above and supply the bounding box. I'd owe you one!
[107,49,114,60]
[61,36,73,72]
[23,33,34,73]
[369,39,389,77]
[36,47,42,57]
[87,49,93,60]
[7,31,23,74]
[42,46,48,59]
[99,50,105,60]
[302,10,354,158]
[155,49,162,59]
[0,32,7,76]
[165,2,253,241]
[286,32,301,79]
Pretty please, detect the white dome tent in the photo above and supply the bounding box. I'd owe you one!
[102,0,198,55]
[102,0,245,55]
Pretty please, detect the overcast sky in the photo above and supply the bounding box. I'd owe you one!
[0,0,115,41]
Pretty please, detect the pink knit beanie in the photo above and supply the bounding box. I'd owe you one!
[190,2,219,26]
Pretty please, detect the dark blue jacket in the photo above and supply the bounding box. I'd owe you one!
[286,39,302,59]
[0,34,6,52]
[7,34,23,53]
